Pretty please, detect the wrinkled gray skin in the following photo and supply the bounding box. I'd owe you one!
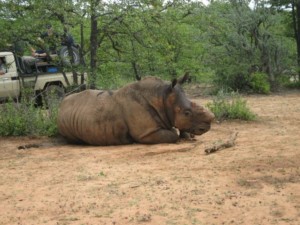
[57,74,215,145]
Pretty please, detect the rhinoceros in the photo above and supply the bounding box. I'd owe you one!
[57,74,214,145]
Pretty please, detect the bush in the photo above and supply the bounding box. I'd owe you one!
[249,72,270,94]
[207,90,256,121]
[286,80,300,89]
[97,62,135,89]
[213,65,250,92]
[0,96,58,137]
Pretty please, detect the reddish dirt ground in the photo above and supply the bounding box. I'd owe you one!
[0,91,300,225]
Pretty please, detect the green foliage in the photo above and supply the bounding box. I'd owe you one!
[0,95,58,137]
[202,1,294,92]
[0,0,297,91]
[249,72,271,94]
[286,80,300,89]
[0,0,298,137]
[207,90,256,122]
[95,61,134,89]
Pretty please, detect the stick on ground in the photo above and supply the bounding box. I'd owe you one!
[205,132,238,154]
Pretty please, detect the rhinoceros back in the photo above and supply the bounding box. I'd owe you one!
[57,90,132,145]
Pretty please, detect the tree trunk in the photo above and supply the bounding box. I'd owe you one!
[64,28,78,85]
[79,22,85,86]
[89,0,99,88]
[130,39,141,80]
[80,22,85,66]
[297,1,300,79]
[292,0,300,78]
[131,61,141,81]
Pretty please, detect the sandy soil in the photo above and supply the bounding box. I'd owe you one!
[0,91,299,225]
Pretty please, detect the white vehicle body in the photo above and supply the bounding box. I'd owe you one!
[0,51,87,102]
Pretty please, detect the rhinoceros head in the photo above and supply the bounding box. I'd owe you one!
[167,73,215,135]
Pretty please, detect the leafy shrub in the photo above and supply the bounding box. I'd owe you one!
[286,80,300,89]
[207,90,256,121]
[97,62,135,89]
[213,65,250,92]
[0,94,58,136]
[249,72,270,94]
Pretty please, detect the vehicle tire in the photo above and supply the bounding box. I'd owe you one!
[43,85,65,109]
[59,46,80,66]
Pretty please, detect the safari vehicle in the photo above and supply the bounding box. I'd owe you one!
[0,51,87,106]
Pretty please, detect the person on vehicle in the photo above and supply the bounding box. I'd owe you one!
[22,25,59,73]
[31,25,75,59]
[22,25,77,73]
[0,57,6,75]
[30,24,59,58]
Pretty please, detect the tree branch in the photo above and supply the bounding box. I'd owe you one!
[205,132,238,154]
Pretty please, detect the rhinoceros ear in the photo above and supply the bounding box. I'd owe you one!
[178,72,190,85]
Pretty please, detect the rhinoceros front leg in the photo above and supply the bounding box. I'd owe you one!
[179,131,195,139]
[179,131,196,142]
[137,128,179,144]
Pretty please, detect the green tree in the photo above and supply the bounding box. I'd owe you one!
[270,0,300,78]
[194,0,291,91]
[0,0,297,91]
[0,0,87,84]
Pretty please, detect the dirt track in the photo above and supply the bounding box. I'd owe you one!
[0,91,299,225]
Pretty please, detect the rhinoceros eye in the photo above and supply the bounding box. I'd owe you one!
[184,110,192,117]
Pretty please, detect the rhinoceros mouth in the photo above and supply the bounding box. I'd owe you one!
[189,124,211,135]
